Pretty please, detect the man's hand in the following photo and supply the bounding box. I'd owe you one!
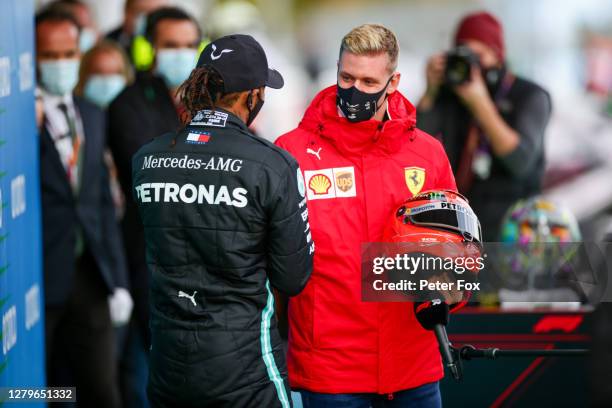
[418,53,446,111]
[453,66,491,109]
[428,272,464,305]
[453,66,520,157]
[425,53,446,96]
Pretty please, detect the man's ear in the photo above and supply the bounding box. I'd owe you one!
[387,72,401,94]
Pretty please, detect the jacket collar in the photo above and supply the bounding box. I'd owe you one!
[298,85,418,156]
[188,107,249,132]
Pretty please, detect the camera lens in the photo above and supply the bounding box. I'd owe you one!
[446,59,471,86]
[444,46,478,86]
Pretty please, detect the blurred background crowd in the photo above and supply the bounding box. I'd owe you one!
[30,0,612,407]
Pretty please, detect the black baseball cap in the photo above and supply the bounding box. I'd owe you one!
[196,34,284,93]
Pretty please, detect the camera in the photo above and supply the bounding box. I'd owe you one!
[444,46,480,86]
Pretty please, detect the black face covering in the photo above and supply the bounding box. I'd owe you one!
[337,76,393,123]
[246,91,264,127]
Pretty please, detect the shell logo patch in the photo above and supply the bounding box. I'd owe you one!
[304,167,356,200]
[308,174,332,195]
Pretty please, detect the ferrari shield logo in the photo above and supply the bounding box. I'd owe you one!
[405,167,426,195]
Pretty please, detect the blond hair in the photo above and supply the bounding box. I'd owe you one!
[75,40,134,96]
[340,24,399,72]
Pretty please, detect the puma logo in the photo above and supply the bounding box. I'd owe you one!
[306,147,322,160]
[178,290,197,307]
[210,44,233,60]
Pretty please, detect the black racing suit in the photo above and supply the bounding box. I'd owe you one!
[132,108,314,407]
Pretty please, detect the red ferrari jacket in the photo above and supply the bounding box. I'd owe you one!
[275,86,457,394]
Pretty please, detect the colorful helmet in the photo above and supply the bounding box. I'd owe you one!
[384,190,482,245]
[497,196,582,292]
[500,197,581,244]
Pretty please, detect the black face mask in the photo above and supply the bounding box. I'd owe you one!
[246,91,264,127]
[336,76,393,123]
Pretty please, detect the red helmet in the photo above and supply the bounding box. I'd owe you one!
[381,190,483,305]
[384,189,482,245]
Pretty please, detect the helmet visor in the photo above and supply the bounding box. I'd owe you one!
[408,201,482,243]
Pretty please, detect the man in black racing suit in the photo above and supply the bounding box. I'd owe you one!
[132,34,314,408]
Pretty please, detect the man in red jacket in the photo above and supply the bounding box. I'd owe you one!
[275,24,457,407]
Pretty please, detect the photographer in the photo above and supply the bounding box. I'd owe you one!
[417,11,552,241]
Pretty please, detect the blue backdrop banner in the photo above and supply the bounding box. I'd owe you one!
[0,0,45,404]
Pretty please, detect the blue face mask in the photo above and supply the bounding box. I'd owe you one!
[79,28,97,53]
[39,59,80,96]
[83,74,127,108]
[156,48,198,88]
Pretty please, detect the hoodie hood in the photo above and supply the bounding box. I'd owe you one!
[298,85,418,156]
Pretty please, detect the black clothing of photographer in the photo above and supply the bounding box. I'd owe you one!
[417,12,552,241]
